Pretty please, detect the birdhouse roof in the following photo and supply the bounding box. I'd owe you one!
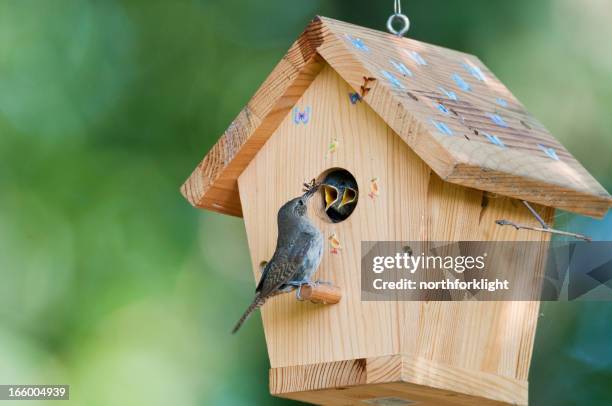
[181,16,611,218]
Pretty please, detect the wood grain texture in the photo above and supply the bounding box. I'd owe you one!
[238,65,553,404]
[269,358,366,394]
[270,354,527,405]
[182,16,611,217]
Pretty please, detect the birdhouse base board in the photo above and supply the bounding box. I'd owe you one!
[270,355,527,405]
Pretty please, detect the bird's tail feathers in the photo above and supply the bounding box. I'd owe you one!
[232,295,266,334]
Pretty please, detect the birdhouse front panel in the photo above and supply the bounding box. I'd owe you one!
[237,63,553,405]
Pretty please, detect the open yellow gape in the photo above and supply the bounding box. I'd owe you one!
[324,184,338,210]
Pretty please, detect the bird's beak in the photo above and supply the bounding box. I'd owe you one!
[302,181,321,200]
[323,184,340,210]
[338,187,358,208]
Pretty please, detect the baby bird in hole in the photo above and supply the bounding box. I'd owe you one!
[322,171,358,222]
[232,180,324,333]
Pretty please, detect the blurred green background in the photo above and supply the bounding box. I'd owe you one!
[0,0,611,405]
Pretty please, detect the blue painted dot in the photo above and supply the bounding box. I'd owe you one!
[380,70,405,90]
[431,119,453,136]
[436,103,450,115]
[345,34,369,52]
[487,113,508,128]
[390,59,413,77]
[452,73,471,92]
[538,144,560,161]
[406,50,427,66]
[439,86,458,101]
[483,132,505,148]
[496,98,509,108]
[463,63,486,81]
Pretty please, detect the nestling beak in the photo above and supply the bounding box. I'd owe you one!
[338,187,358,209]
[323,184,340,210]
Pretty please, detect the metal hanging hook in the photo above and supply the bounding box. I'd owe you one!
[387,0,410,37]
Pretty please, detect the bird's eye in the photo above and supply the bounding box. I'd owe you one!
[298,200,304,206]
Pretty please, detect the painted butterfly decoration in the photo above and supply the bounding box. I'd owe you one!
[293,107,311,125]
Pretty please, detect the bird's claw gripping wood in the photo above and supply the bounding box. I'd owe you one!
[294,281,314,301]
[287,280,342,304]
[232,192,325,333]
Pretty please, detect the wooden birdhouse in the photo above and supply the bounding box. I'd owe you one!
[181,17,611,405]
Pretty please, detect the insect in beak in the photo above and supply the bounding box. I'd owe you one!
[338,187,358,209]
[302,179,321,200]
[323,184,340,210]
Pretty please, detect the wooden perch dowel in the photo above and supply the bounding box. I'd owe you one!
[300,284,342,304]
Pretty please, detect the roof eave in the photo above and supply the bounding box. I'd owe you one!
[180,18,326,216]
